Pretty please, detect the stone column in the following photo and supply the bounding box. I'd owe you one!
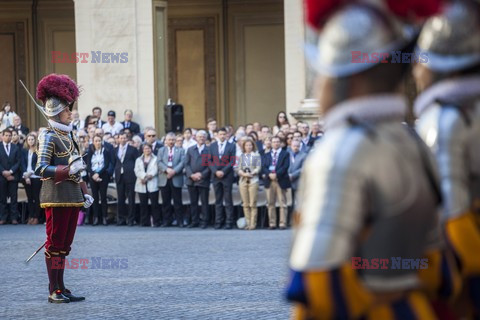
[74,0,155,131]
[284,0,320,124]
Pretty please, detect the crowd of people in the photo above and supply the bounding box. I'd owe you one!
[0,103,322,230]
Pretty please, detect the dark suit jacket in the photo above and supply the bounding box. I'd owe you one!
[151,141,163,156]
[113,144,139,184]
[256,141,264,154]
[0,143,22,181]
[261,149,291,189]
[288,151,307,190]
[121,121,140,135]
[209,141,236,184]
[21,148,38,176]
[86,146,114,180]
[14,125,29,135]
[185,145,211,188]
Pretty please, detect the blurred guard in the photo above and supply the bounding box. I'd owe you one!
[286,1,442,319]
[35,74,94,303]
[414,0,480,317]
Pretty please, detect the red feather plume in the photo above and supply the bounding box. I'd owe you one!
[305,0,443,30]
[36,74,80,104]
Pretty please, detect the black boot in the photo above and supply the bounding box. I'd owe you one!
[62,289,85,302]
[48,289,70,303]
[93,216,99,226]
[57,254,85,302]
[45,253,69,303]
[102,217,108,226]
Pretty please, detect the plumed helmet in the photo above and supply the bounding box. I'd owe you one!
[417,0,480,73]
[311,3,411,77]
[36,74,80,117]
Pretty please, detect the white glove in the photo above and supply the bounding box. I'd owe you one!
[83,194,94,208]
[69,158,86,175]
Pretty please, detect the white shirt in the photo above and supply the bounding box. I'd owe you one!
[3,142,11,156]
[218,141,226,156]
[91,148,105,172]
[197,144,204,154]
[0,111,17,131]
[183,139,196,151]
[117,144,128,162]
[102,121,123,135]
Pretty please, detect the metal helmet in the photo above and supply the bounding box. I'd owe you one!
[44,97,72,117]
[36,73,79,117]
[312,3,410,77]
[417,0,480,73]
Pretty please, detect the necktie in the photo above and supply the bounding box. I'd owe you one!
[219,143,224,157]
[6,144,9,155]
[168,148,173,162]
[120,146,126,173]
[272,151,277,166]
[126,122,130,128]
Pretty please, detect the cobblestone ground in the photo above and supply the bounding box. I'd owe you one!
[0,225,293,319]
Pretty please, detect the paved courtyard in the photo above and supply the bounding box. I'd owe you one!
[0,225,293,319]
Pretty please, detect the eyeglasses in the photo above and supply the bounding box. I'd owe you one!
[146,134,156,137]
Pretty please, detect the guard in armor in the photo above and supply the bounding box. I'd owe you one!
[34,74,94,303]
[414,0,480,317]
[286,1,442,319]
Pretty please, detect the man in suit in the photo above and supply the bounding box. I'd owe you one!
[12,115,29,135]
[288,139,307,215]
[0,129,22,224]
[85,106,106,129]
[121,109,140,135]
[113,131,139,226]
[145,128,163,155]
[158,132,185,227]
[209,127,236,229]
[185,130,211,228]
[261,136,290,229]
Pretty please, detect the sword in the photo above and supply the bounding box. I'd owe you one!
[25,242,46,263]
[19,80,86,165]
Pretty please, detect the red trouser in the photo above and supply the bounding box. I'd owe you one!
[45,207,80,255]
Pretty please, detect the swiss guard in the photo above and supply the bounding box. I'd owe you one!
[414,0,480,317]
[286,0,443,319]
[34,74,93,303]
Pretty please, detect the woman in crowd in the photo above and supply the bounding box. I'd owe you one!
[272,111,289,135]
[86,135,114,225]
[21,133,42,224]
[285,132,294,151]
[182,128,196,151]
[134,143,160,227]
[262,135,272,156]
[0,102,18,130]
[237,138,261,230]
[10,129,19,145]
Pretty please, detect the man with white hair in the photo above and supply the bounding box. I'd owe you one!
[184,130,211,228]
[12,115,29,135]
[158,132,185,227]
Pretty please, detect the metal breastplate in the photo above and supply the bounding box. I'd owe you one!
[35,128,84,207]
[416,99,480,220]
[290,121,440,291]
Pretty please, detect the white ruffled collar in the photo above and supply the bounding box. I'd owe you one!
[48,119,73,133]
[324,94,407,130]
[414,75,480,116]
